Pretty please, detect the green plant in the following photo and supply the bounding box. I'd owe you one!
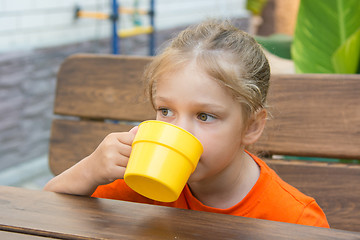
[291,0,360,73]
[255,34,293,59]
[246,0,268,16]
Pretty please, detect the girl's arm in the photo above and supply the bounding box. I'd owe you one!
[44,128,137,196]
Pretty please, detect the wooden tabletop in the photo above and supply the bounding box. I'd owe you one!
[0,186,359,240]
[0,230,56,240]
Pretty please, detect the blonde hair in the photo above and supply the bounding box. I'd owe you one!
[143,19,270,120]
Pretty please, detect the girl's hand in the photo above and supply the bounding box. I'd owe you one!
[86,126,138,186]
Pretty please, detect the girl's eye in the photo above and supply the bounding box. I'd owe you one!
[158,108,173,117]
[197,113,216,122]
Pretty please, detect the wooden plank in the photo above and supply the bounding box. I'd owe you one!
[255,74,360,159]
[1,186,360,239]
[54,54,155,121]
[48,119,154,175]
[0,230,57,240]
[266,159,360,232]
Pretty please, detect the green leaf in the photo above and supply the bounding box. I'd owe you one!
[332,29,360,73]
[291,0,360,73]
[246,0,268,15]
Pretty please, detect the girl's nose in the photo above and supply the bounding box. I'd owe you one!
[173,117,194,135]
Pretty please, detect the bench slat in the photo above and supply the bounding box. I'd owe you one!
[255,74,360,159]
[49,119,139,175]
[55,54,155,121]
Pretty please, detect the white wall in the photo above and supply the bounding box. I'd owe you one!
[0,0,248,53]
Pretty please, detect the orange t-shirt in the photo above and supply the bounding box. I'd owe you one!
[92,152,329,228]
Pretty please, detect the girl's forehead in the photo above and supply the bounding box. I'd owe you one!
[157,64,230,92]
[155,65,235,103]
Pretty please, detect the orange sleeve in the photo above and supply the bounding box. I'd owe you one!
[296,200,330,228]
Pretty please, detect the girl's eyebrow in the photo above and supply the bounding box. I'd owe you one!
[155,96,226,111]
[194,104,228,115]
[154,96,173,106]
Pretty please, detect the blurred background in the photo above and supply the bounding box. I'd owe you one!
[0,0,302,189]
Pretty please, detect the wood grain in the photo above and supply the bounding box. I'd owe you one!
[0,230,57,240]
[254,74,360,159]
[1,186,359,240]
[54,54,155,121]
[55,55,360,159]
[49,119,149,175]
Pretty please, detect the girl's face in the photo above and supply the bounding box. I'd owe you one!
[154,61,248,183]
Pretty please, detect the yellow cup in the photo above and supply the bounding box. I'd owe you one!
[124,120,203,202]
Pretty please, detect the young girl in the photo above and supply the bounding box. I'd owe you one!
[44,19,329,228]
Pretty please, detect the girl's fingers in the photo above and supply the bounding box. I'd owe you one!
[115,131,136,146]
[105,165,127,182]
[115,153,130,168]
[129,126,139,135]
[92,131,137,183]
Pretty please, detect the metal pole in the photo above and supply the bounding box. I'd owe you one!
[111,0,119,54]
[149,0,155,56]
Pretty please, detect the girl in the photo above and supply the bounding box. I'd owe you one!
[44,19,329,228]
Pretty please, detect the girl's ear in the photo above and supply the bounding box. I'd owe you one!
[242,109,267,146]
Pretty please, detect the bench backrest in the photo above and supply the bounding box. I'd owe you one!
[49,53,360,232]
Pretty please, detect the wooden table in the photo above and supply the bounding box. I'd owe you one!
[0,186,359,240]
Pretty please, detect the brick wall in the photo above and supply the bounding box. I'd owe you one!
[0,34,159,170]
[0,39,109,170]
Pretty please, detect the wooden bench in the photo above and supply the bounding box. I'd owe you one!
[49,53,360,232]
